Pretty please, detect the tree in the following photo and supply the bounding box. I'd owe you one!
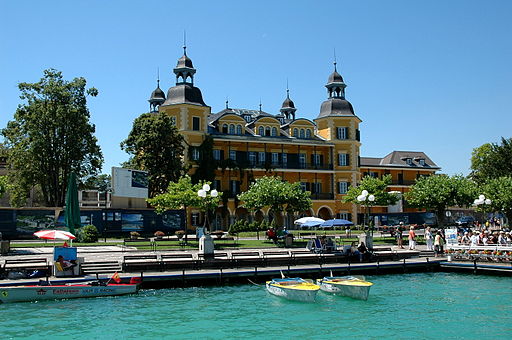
[1,69,103,207]
[80,174,111,192]
[0,176,7,198]
[482,177,512,225]
[344,175,399,234]
[238,176,312,226]
[191,136,216,184]
[471,137,512,183]
[147,175,222,240]
[121,112,187,197]
[405,175,476,227]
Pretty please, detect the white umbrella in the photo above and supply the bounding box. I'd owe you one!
[34,230,76,246]
[294,217,325,225]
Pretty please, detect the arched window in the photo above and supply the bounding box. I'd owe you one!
[300,129,305,139]
[259,126,264,136]
[271,127,277,137]
[265,127,271,136]
[306,129,311,139]
[236,125,242,135]
[229,124,235,134]
[222,124,228,133]
[293,128,298,137]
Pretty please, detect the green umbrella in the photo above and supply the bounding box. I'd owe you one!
[65,172,81,235]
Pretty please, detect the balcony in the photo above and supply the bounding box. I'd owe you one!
[241,161,333,171]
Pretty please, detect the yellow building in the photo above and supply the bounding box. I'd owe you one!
[153,48,438,229]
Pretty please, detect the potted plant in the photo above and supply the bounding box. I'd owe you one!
[154,231,165,240]
[130,231,140,240]
[175,230,185,241]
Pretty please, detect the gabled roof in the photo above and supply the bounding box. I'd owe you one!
[361,151,440,169]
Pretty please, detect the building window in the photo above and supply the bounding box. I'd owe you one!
[282,153,287,167]
[258,152,266,163]
[236,125,242,135]
[313,154,321,166]
[170,116,176,126]
[265,127,271,136]
[312,182,322,194]
[213,149,221,160]
[229,124,235,134]
[293,128,298,137]
[398,173,404,184]
[271,127,277,137]
[249,152,256,165]
[230,180,240,194]
[229,150,236,161]
[338,182,349,194]
[306,129,311,139]
[243,115,251,123]
[338,212,350,220]
[213,180,221,190]
[299,129,305,139]
[191,148,200,161]
[338,153,349,166]
[418,159,425,166]
[406,158,412,165]
[259,126,264,136]
[337,127,348,139]
[271,152,279,165]
[191,213,200,226]
[300,182,307,191]
[192,117,200,131]
[299,153,306,168]
[222,124,228,133]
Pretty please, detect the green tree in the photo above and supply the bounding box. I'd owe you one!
[471,137,512,183]
[80,173,111,192]
[0,176,7,198]
[121,112,187,197]
[238,176,312,227]
[1,69,103,207]
[405,175,477,227]
[482,177,512,225]
[191,136,216,184]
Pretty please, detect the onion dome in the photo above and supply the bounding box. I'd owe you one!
[148,80,166,112]
[280,89,297,120]
[317,62,355,118]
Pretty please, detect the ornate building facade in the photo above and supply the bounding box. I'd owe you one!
[152,48,439,229]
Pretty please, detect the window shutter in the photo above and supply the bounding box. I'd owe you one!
[305,183,311,191]
[220,150,224,160]
[346,154,350,166]
[320,155,324,166]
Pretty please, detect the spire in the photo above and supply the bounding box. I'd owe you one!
[174,36,196,85]
[280,82,297,120]
[148,71,166,112]
[183,30,187,56]
[259,98,262,112]
[225,96,229,109]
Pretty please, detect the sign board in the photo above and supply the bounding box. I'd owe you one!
[111,167,148,199]
[445,228,458,246]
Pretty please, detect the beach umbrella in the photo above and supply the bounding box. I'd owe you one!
[301,220,323,229]
[65,172,81,235]
[34,230,76,240]
[294,217,325,225]
[319,219,354,228]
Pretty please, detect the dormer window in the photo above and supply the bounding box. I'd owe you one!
[243,115,251,123]
[418,159,425,166]
[406,158,412,165]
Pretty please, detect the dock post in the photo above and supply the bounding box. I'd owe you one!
[403,258,406,273]
[473,260,478,274]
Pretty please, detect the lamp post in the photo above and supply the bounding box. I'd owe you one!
[474,194,492,225]
[357,190,376,236]
[197,183,219,233]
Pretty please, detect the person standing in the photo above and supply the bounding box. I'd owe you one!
[425,226,434,250]
[434,231,445,257]
[395,223,404,249]
[408,226,417,250]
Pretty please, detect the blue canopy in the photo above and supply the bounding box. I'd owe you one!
[320,219,354,227]
[301,220,323,228]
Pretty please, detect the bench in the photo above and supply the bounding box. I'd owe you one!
[231,251,263,268]
[122,254,160,272]
[290,250,322,265]
[262,251,292,267]
[3,258,51,272]
[160,253,198,271]
[197,252,231,269]
[297,232,316,239]
[81,261,122,275]
[123,238,156,250]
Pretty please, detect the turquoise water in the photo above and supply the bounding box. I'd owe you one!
[1,273,511,339]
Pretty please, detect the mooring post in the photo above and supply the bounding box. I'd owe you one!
[473,260,477,274]
[403,258,406,273]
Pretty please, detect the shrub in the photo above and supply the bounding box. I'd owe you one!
[77,225,99,243]
[154,231,165,237]
[130,231,140,239]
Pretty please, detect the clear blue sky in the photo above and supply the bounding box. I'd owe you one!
[1,0,511,176]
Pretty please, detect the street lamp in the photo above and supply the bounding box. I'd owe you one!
[357,190,375,236]
[197,184,219,233]
[474,194,491,224]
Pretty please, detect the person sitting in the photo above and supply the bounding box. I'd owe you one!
[57,255,77,271]
[266,227,278,244]
[357,242,371,262]
[325,237,335,253]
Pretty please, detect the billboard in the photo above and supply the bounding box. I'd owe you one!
[111,167,148,198]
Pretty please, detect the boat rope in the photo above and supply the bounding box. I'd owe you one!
[247,279,261,286]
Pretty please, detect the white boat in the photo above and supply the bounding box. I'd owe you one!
[266,277,320,302]
[0,280,140,303]
[317,276,373,300]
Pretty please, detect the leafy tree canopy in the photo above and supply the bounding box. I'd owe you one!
[0,176,7,198]
[238,176,312,221]
[121,112,187,197]
[80,173,111,192]
[344,175,399,206]
[482,176,512,224]
[1,69,103,207]
[471,137,512,183]
[405,174,477,226]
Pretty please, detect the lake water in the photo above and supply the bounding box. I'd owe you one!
[1,272,510,339]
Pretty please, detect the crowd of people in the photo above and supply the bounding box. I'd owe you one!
[458,230,512,246]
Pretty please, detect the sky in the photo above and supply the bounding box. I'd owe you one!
[1,0,511,176]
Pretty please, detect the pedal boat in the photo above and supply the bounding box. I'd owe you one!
[266,278,320,302]
[0,280,140,303]
[317,276,373,300]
